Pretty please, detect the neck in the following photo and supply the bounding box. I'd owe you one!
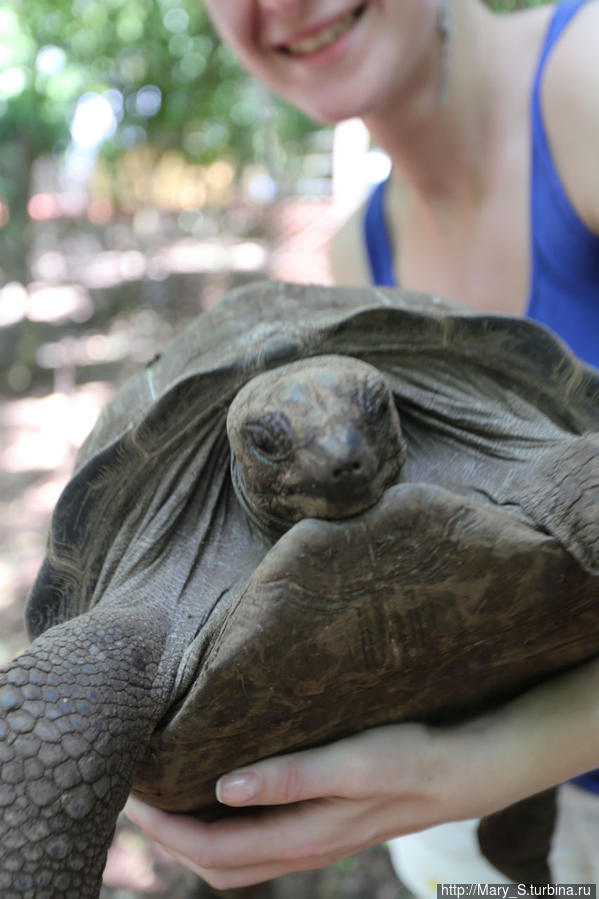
[230,457,290,539]
[363,0,502,205]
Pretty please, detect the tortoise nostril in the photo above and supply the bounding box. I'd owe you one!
[332,459,362,480]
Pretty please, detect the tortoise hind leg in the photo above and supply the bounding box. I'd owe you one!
[477,789,557,884]
[0,604,174,898]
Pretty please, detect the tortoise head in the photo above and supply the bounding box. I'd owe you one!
[227,355,407,531]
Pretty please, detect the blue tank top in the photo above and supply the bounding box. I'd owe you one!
[363,0,599,370]
[363,0,599,794]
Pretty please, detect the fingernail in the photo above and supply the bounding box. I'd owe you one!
[124,796,157,826]
[216,771,258,804]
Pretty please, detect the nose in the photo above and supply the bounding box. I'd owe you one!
[318,432,369,493]
[297,428,381,518]
[332,456,363,481]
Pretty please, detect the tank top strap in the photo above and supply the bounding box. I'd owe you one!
[363,177,397,287]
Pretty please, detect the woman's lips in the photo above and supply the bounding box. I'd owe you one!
[278,4,366,57]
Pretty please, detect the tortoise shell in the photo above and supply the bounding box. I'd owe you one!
[7,281,599,891]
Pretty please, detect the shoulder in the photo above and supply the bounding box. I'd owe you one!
[328,201,372,287]
[541,0,599,232]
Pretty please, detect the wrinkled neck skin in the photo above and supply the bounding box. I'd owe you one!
[231,455,292,539]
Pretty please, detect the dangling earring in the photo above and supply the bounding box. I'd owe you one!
[256,83,277,180]
[437,0,452,105]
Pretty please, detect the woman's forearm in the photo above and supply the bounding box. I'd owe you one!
[443,656,599,819]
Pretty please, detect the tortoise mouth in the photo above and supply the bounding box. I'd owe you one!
[231,446,405,535]
[283,446,405,522]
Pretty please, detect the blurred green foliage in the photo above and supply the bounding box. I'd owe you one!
[490,0,548,8]
[0,0,316,281]
[0,0,315,163]
[0,0,549,283]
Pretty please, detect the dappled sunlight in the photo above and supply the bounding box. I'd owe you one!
[28,237,268,292]
[0,383,114,663]
[103,825,164,893]
[26,284,94,324]
[0,282,27,326]
[161,237,267,275]
[0,466,69,663]
[102,817,207,896]
[22,476,69,519]
[80,249,148,289]
[27,192,87,222]
[1,383,113,473]
[35,320,166,378]
[0,561,12,608]
[0,281,92,326]
[91,150,236,214]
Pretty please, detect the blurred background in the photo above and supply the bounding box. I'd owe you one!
[0,0,543,895]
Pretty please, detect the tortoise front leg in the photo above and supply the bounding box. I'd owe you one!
[0,606,173,899]
[505,433,599,575]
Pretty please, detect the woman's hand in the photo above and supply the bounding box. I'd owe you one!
[125,658,599,891]
[125,722,459,890]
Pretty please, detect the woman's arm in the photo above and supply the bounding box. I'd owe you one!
[125,656,599,891]
[541,0,599,234]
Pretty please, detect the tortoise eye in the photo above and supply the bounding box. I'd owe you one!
[362,382,392,428]
[243,414,292,462]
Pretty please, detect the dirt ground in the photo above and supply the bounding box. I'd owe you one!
[0,375,409,899]
[0,386,410,899]
[0,252,411,898]
[101,818,406,898]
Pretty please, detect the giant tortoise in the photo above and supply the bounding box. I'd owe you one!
[1,281,598,897]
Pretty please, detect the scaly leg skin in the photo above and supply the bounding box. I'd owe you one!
[0,607,172,899]
[508,433,599,575]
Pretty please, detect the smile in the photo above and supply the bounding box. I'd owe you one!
[281,4,366,57]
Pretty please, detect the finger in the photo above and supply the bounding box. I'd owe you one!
[216,737,370,807]
[125,795,357,870]
[124,803,280,888]
[124,798,210,845]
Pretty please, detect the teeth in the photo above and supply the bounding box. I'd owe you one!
[287,10,358,56]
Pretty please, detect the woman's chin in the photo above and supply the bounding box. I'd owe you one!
[290,86,378,126]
